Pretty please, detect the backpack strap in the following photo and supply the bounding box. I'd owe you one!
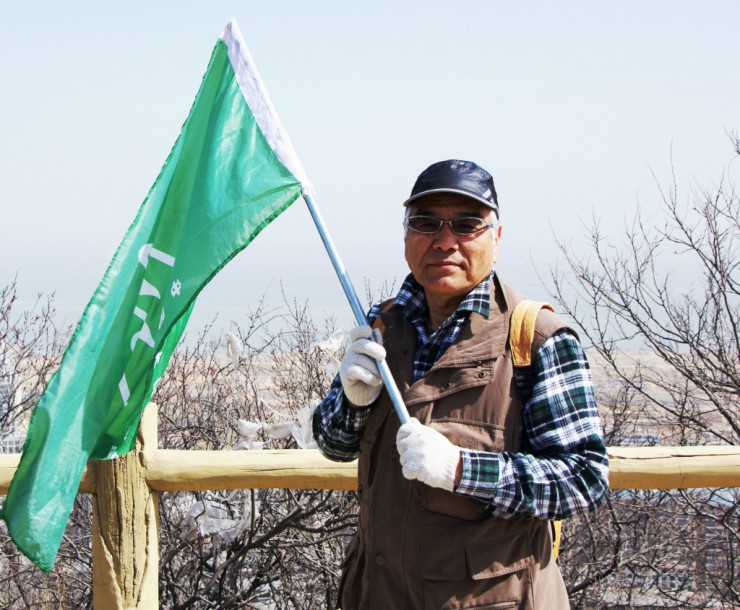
[371,299,396,333]
[510,300,554,404]
[509,299,562,562]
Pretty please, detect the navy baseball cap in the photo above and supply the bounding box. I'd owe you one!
[403,159,499,215]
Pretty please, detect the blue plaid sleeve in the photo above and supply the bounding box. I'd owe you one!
[312,374,371,462]
[312,303,382,462]
[456,331,609,519]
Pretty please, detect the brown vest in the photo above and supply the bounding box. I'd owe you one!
[339,276,571,610]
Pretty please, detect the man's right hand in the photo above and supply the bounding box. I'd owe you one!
[339,325,386,407]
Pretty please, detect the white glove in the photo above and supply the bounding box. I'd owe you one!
[339,325,386,407]
[396,418,460,492]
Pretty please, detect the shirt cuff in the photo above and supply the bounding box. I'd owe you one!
[338,388,374,420]
[455,449,503,499]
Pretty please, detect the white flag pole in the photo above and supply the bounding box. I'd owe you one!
[302,190,410,424]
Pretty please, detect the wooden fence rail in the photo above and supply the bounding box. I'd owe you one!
[1,403,739,609]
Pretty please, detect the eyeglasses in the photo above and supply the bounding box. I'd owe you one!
[405,215,494,236]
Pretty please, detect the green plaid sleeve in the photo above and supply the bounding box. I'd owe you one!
[456,331,609,519]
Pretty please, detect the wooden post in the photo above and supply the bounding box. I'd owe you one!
[91,404,159,610]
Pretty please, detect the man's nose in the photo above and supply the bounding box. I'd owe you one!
[432,223,459,249]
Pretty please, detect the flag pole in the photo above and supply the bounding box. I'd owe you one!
[302,190,410,424]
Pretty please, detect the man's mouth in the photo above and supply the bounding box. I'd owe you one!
[428,261,462,270]
[429,260,460,266]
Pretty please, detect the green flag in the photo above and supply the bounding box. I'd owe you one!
[1,20,312,571]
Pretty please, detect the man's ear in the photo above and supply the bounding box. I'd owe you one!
[491,223,503,264]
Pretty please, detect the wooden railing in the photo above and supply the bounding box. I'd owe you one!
[1,403,739,609]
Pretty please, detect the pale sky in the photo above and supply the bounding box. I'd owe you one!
[1,2,739,339]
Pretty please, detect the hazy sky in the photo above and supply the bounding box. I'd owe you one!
[1,2,739,339]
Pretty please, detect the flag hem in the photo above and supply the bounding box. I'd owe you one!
[220,20,314,197]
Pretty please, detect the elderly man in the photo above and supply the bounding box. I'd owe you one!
[313,159,609,610]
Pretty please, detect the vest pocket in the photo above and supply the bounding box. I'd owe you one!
[419,531,535,610]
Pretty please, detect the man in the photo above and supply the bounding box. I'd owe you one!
[313,159,609,610]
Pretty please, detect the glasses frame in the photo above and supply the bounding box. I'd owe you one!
[404,214,495,236]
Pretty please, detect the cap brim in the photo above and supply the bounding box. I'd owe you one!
[403,188,498,211]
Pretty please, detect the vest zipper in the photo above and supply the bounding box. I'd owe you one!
[427,358,486,375]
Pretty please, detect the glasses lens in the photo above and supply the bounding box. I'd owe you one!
[451,217,488,235]
[407,216,442,233]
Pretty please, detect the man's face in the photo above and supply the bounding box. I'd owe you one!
[404,194,502,305]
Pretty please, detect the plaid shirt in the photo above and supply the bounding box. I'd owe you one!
[391,272,491,381]
[313,272,608,519]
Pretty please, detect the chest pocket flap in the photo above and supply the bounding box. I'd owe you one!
[466,538,535,580]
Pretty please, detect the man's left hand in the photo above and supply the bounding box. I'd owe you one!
[396,418,461,492]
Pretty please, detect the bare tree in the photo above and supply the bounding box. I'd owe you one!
[552,136,739,608]
[153,297,357,609]
[0,281,90,609]
[0,279,70,449]
[1,284,357,609]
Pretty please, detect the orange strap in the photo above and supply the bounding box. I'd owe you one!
[509,299,562,561]
[371,299,395,334]
[510,300,554,367]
